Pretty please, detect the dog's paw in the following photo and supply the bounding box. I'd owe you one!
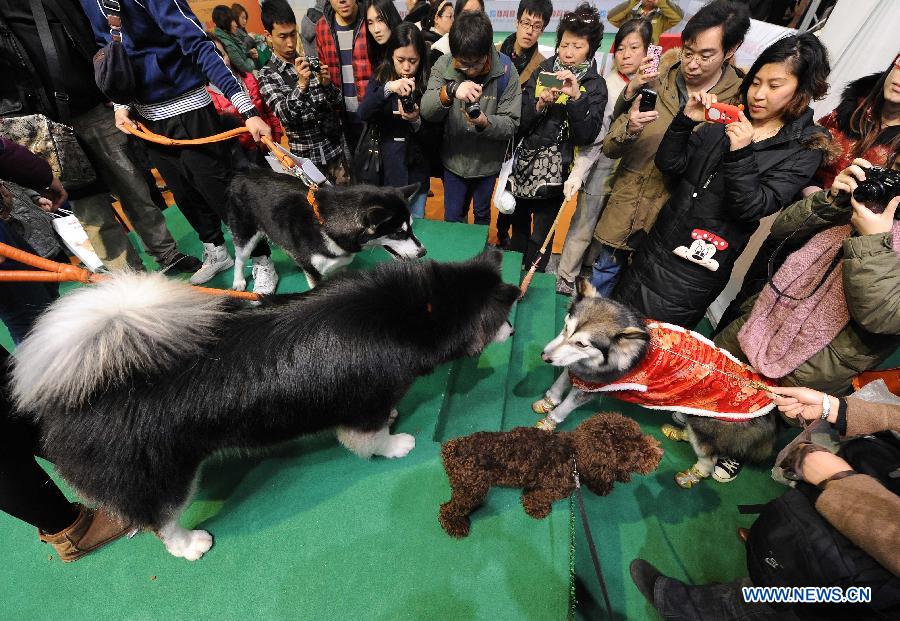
[232,277,247,292]
[164,529,214,561]
[439,506,470,538]
[531,396,558,415]
[380,432,415,458]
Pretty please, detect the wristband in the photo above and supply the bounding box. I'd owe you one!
[821,393,831,421]
[445,80,460,101]
[240,109,259,122]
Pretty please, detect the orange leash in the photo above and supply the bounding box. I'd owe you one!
[0,242,261,301]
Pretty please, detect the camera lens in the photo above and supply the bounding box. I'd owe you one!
[465,102,481,119]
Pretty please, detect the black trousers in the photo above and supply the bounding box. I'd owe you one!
[509,195,563,272]
[142,105,268,257]
[0,350,77,534]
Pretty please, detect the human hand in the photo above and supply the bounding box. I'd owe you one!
[536,86,558,112]
[626,95,658,135]
[398,100,420,122]
[830,158,873,200]
[31,194,53,211]
[557,70,581,100]
[318,64,331,86]
[851,194,898,235]
[388,77,416,97]
[249,48,259,61]
[244,115,272,142]
[294,58,312,89]
[725,110,753,151]
[114,107,137,134]
[41,177,68,211]
[563,175,582,200]
[765,386,839,424]
[625,54,659,98]
[464,110,489,130]
[683,91,717,122]
[455,81,482,103]
[801,451,853,487]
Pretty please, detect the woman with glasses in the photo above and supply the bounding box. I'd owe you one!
[423,0,454,46]
[508,3,607,271]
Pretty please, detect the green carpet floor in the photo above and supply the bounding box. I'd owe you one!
[2,206,897,620]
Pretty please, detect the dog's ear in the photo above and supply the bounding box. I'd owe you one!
[477,247,503,268]
[397,183,420,202]
[614,326,649,342]
[635,436,664,475]
[574,278,600,300]
[364,205,393,232]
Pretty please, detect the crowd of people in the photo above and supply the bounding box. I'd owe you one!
[0,0,898,618]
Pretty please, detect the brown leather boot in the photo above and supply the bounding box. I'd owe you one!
[38,504,131,562]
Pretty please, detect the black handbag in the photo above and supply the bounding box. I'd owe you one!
[351,123,383,185]
[91,0,137,105]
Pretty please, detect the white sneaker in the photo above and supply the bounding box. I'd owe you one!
[189,243,234,285]
[712,457,743,483]
[251,255,279,295]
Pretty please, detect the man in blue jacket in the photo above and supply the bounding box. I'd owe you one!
[79,0,279,294]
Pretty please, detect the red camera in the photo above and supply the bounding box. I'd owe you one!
[705,102,743,125]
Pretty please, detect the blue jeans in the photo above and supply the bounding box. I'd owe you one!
[442,169,495,225]
[590,244,628,297]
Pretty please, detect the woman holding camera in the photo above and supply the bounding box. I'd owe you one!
[509,3,607,271]
[613,33,833,330]
[359,23,432,216]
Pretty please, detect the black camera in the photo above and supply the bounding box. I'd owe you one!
[465,101,481,119]
[399,89,420,111]
[852,166,900,211]
[305,56,321,73]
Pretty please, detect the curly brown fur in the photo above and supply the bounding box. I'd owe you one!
[438,413,662,537]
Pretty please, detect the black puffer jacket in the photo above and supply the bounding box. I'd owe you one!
[613,107,831,328]
[518,57,607,182]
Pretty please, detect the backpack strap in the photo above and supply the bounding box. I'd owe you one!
[28,0,70,121]
[496,52,513,99]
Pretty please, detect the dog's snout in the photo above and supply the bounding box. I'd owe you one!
[541,351,551,363]
[417,246,427,258]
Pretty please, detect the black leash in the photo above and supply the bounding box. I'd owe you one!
[573,458,615,621]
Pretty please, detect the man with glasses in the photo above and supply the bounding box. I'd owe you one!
[494,0,552,248]
[422,10,521,225]
[589,0,750,296]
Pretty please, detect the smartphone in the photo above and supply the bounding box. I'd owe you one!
[705,102,744,125]
[539,71,564,89]
[638,88,657,112]
[644,44,663,76]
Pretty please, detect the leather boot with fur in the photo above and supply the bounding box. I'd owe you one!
[38,504,131,562]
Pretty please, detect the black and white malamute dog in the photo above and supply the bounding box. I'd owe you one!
[226,168,426,290]
[536,279,777,484]
[10,250,517,560]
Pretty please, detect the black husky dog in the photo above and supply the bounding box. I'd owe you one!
[10,250,517,560]
[226,168,426,290]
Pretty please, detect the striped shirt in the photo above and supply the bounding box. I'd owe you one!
[335,23,358,120]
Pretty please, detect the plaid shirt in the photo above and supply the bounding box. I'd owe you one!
[257,55,344,166]
[315,13,372,106]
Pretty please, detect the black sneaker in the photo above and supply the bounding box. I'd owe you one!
[712,457,743,483]
[160,253,202,273]
[555,278,574,296]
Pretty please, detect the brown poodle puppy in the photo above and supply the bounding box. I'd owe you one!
[439,413,663,537]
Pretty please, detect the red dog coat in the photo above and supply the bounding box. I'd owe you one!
[569,322,774,422]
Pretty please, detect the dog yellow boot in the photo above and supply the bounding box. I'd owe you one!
[661,424,688,442]
[674,465,709,489]
[535,416,558,431]
[532,396,559,415]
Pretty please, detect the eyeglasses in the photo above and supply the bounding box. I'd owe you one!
[894,53,900,70]
[680,48,720,66]
[517,19,544,33]
[455,57,487,72]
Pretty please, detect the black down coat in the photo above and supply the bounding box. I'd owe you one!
[613,107,831,328]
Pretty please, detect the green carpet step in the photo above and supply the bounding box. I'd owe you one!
[434,248,522,442]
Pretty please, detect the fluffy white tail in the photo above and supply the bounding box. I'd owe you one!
[11,272,230,412]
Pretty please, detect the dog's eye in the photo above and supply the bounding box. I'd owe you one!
[575,341,591,348]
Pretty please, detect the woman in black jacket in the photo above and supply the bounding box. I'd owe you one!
[359,22,431,216]
[613,33,833,329]
[510,3,607,271]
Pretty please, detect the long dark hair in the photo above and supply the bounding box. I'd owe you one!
[850,54,900,168]
[739,32,830,123]
[366,0,403,68]
[376,22,428,92]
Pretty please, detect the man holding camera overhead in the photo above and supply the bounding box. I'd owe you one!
[421,11,521,225]
[258,0,348,184]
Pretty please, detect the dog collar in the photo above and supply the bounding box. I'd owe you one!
[306,185,324,225]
